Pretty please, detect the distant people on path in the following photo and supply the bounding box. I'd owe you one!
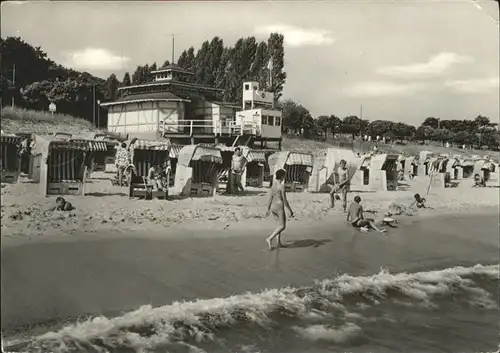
[329,159,350,212]
[266,169,294,250]
[347,196,387,233]
[231,147,247,194]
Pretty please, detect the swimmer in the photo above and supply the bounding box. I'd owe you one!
[266,169,294,250]
[347,196,386,233]
[411,193,427,208]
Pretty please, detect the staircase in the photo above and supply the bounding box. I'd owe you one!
[231,135,253,147]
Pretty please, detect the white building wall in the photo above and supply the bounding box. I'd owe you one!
[107,101,182,134]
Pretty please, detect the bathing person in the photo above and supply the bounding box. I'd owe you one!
[53,197,74,211]
[330,159,350,212]
[147,164,164,191]
[115,143,130,187]
[347,196,387,233]
[411,193,428,208]
[231,147,247,193]
[472,174,486,188]
[266,169,294,250]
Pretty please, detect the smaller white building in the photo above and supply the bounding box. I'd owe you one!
[236,82,282,140]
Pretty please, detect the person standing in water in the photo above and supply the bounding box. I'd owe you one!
[266,169,294,250]
[330,159,350,212]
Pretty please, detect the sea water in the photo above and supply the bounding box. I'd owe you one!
[2,214,499,353]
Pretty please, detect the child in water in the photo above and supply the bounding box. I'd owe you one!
[266,169,294,250]
[347,196,387,233]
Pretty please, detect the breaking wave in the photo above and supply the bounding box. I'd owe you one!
[6,264,499,353]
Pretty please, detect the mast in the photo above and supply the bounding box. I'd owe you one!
[172,34,175,64]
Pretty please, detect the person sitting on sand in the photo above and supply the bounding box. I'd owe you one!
[48,197,74,211]
[347,196,386,233]
[147,164,164,191]
[330,159,350,212]
[410,193,427,208]
[472,174,486,188]
[266,169,294,250]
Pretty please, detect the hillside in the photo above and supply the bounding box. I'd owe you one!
[1,107,98,137]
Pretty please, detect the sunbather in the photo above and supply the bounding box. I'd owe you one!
[347,196,387,233]
[147,164,165,191]
[472,174,486,188]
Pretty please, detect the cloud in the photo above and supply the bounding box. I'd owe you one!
[344,81,426,98]
[445,77,499,94]
[63,48,130,71]
[254,24,335,47]
[376,52,474,79]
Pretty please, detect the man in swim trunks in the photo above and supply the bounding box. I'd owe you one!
[266,168,294,250]
[330,159,350,212]
[347,196,386,233]
[231,147,247,194]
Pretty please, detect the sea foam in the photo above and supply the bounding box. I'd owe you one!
[8,263,498,353]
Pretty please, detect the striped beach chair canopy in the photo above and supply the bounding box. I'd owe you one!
[169,144,183,159]
[286,152,314,167]
[177,145,223,167]
[132,139,172,151]
[0,135,24,145]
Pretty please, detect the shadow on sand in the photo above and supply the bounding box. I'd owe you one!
[85,192,128,197]
[218,190,268,197]
[282,238,332,249]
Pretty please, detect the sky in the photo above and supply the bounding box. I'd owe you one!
[1,0,499,126]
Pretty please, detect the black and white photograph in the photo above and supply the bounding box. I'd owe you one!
[1,1,499,352]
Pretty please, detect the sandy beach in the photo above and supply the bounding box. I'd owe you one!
[1,172,498,245]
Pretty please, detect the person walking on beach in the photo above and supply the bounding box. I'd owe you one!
[330,159,350,212]
[266,168,294,250]
[231,147,247,194]
[347,196,387,233]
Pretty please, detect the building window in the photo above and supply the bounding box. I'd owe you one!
[261,116,268,125]
[268,116,275,126]
[275,117,281,126]
[245,84,250,90]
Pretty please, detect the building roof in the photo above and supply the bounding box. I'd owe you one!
[116,80,224,92]
[151,63,193,75]
[100,91,190,107]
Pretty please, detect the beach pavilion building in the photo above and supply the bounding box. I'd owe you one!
[100,64,283,150]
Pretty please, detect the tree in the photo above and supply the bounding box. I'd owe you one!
[267,33,287,101]
[340,115,364,139]
[422,117,440,129]
[329,115,342,138]
[122,72,131,87]
[316,115,330,140]
[392,122,416,141]
[416,125,435,143]
[105,74,120,101]
[281,99,311,135]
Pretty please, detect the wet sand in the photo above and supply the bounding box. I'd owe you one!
[2,212,498,336]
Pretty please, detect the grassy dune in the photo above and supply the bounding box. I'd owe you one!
[1,106,98,137]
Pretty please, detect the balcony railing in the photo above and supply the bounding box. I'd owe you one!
[160,119,259,137]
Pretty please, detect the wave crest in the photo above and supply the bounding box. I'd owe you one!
[11,264,499,353]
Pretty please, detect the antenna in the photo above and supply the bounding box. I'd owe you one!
[172,34,175,64]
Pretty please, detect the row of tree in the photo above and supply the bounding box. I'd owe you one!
[281,99,500,148]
